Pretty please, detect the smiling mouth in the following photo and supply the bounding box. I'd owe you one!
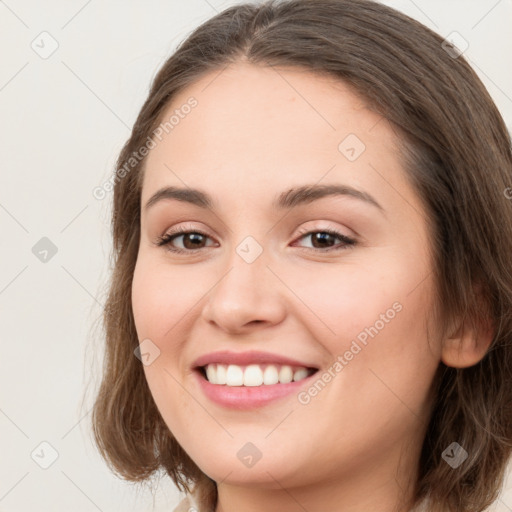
[197,363,318,387]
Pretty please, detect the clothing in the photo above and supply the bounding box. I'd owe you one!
[172,494,198,512]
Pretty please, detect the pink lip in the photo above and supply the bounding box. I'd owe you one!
[193,369,318,410]
[192,350,318,369]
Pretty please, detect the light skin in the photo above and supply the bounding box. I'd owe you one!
[131,61,492,512]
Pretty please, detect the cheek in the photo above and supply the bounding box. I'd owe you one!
[131,255,202,341]
[277,251,413,342]
[132,257,202,433]
[290,250,439,395]
[286,258,439,463]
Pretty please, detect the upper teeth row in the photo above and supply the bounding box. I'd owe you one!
[204,364,311,387]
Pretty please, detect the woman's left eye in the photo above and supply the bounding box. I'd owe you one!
[155,227,216,253]
[292,228,356,252]
[155,226,356,254]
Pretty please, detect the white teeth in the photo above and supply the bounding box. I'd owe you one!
[203,363,313,386]
[226,365,244,386]
[243,364,264,387]
[216,364,227,385]
[206,365,217,385]
[278,365,293,384]
[293,368,309,381]
[263,365,279,385]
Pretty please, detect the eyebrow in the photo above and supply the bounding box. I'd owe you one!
[143,183,384,213]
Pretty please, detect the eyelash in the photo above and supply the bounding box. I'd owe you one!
[155,225,357,255]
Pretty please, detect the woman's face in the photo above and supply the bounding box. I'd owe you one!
[132,62,441,493]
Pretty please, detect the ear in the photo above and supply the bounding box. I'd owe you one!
[441,283,495,368]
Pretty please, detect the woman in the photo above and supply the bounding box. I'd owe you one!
[92,1,512,511]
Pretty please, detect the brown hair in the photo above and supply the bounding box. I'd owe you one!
[91,1,512,511]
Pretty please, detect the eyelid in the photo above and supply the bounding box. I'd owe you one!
[294,223,354,239]
[154,222,357,254]
[155,224,216,250]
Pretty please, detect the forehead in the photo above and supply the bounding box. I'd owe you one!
[140,62,417,219]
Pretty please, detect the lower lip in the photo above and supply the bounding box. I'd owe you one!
[194,369,317,410]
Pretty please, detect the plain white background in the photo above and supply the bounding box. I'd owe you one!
[1,1,511,511]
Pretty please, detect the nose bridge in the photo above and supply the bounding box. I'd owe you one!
[201,233,286,331]
[215,234,271,307]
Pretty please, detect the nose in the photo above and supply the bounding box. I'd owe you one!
[200,249,287,335]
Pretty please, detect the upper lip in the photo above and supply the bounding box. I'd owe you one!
[193,350,319,369]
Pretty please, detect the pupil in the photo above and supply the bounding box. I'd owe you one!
[184,233,204,249]
[314,232,333,248]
